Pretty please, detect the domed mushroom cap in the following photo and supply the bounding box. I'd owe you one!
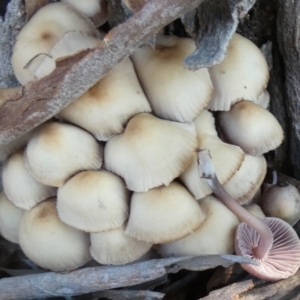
[259,184,300,226]
[218,101,284,155]
[18,198,91,271]
[207,33,269,111]
[223,154,267,205]
[2,151,56,210]
[235,217,300,281]
[157,195,239,257]
[104,113,196,192]
[57,170,130,232]
[0,192,24,244]
[90,225,152,265]
[57,58,151,141]
[125,181,205,244]
[12,2,99,84]
[25,122,103,187]
[131,35,213,122]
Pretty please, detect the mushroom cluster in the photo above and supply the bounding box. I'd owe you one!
[1,1,300,281]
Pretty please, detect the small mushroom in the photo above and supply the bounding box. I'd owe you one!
[218,101,284,155]
[131,35,213,122]
[25,122,103,187]
[57,170,130,232]
[90,225,152,265]
[0,192,24,244]
[197,149,300,281]
[104,113,196,192]
[2,150,56,210]
[57,58,151,141]
[18,198,91,271]
[125,181,205,243]
[207,33,269,111]
[259,183,300,226]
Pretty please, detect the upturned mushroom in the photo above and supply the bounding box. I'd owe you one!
[90,225,152,265]
[25,122,103,187]
[104,113,196,192]
[0,192,24,244]
[57,58,151,141]
[218,101,284,155]
[12,2,100,84]
[198,149,300,281]
[18,198,91,271]
[207,33,269,111]
[125,181,205,243]
[57,170,130,232]
[2,150,56,210]
[131,35,213,122]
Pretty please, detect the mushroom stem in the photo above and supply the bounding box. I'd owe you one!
[197,149,273,259]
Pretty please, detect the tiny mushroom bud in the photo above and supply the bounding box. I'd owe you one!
[90,225,152,265]
[104,113,196,192]
[18,198,91,271]
[125,181,205,243]
[25,122,103,187]
[57,170,130,232]
[131,35,213,122]
[197,149,300,281]
[259,183,300,226]
[218,101,284,155]
[57,58,151,141]
[207,33,269,111]
[0,192,24,244]
[2,150,56,210]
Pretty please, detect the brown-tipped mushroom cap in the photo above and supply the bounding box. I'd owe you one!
[57,170,130,232]
[3,151,56,210]
[259,184,300,226]
[131,35,213,122]
[104,113,196,192]
[25,122,103,187]
[12,2,99,84]
[0,192,24,244]
[90,225,152,265]
[236,217,300,281]
[157,195,239,257]
[18,198,91,271]
[207,33,269,111]
[125,181,205,244]
[218,101,284,155]
[223,154,267,205]
[57,58,151,141]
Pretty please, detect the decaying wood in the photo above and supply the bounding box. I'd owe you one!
[0,255,256,300]
[184,0,256,70]
[277,0,300,179]
[0,0,207,147]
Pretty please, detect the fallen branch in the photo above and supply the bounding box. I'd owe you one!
[0,0,206,146]
[0,255,256,300]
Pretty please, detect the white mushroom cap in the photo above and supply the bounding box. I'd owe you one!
[2,150,56,210]
[57,170,130,232]
[125,181,205,244]
[223,154,267,205]
[104,113,196,192]
[0,192,24,244]
[131,35,213,122]
[253,90,270,109]
[12,2,99,84]
[207,33,269,111]
[18,198,91,271]
[57,58,151,141]
[244,204,266,219]
[157,196,239,257]
[259,184,300,226]
[90,225,152,265]
[218,101,284,155]
[25,122,103,187]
